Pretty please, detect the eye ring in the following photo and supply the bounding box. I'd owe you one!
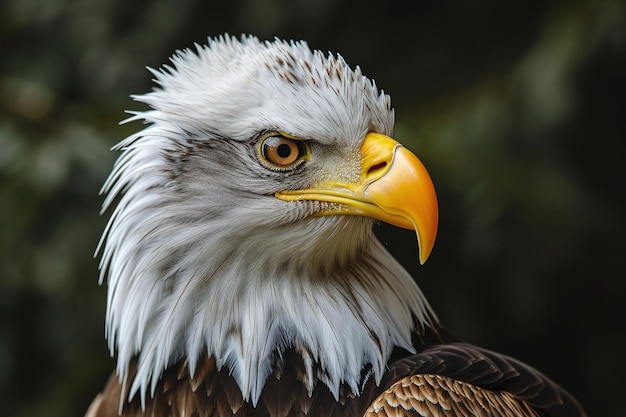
[258,133,309,169]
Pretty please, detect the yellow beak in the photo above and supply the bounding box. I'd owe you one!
[275,132,438,264]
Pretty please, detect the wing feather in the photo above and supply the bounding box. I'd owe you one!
[364,374,540,417]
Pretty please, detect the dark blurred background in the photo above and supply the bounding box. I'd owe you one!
[1,0,624,415]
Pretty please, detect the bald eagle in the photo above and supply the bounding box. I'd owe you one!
[87,35,586,417]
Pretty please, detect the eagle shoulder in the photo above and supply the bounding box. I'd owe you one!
[367,342,586,417]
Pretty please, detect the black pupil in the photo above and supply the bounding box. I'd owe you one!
[277,143,292,158]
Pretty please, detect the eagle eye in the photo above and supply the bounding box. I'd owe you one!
[258,134,309,169]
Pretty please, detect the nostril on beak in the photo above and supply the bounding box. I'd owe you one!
[367,162,387,178]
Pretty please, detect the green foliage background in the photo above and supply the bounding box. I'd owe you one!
[1,0,624,416]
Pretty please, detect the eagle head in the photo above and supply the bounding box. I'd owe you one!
[98,35,438,406]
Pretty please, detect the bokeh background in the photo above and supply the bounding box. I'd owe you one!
[1,0,624,416]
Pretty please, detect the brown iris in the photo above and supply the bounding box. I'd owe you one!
[259,134,308,169]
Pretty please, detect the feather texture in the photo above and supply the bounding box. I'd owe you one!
[88,338,585,417]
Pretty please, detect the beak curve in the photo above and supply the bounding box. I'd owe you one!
[276,132,438,264]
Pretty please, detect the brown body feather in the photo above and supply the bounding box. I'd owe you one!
[87,327,585,417]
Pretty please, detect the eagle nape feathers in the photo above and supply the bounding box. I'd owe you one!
[86,34,586,417]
